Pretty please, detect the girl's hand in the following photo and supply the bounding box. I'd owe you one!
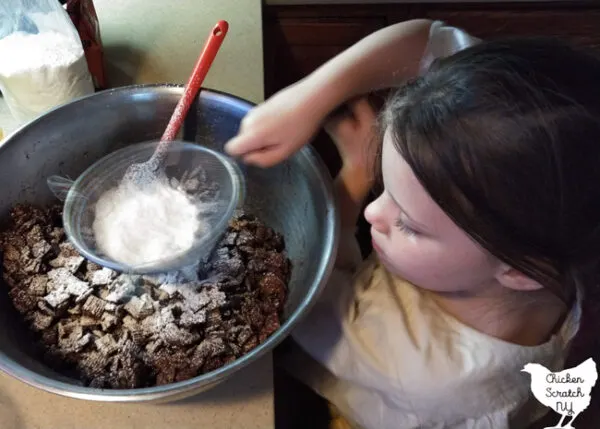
[224,81,329,168]
[324,97,379,173]
[326,97,379,230]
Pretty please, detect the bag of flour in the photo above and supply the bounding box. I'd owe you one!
[0,0,95,122]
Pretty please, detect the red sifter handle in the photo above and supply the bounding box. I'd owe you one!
[160,20,229,143]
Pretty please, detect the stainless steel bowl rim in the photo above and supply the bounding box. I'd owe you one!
[0,84,340,402]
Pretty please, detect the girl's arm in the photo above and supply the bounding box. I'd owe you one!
[303,19,433,116]
[225,19,433,167]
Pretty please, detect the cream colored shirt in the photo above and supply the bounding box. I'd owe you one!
[288,22,582,429]
[289,232,580,429]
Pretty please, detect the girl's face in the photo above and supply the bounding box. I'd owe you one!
[364,129,500,294]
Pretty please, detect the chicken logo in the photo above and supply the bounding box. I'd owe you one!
[521,358,597,428]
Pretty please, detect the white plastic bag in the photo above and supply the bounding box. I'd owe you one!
[0,0,95,122]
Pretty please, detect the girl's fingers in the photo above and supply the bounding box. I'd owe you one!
[350,97,376,122]
[242,145,291,168]
[323,119,341,137]
[224,131,264,157]
[325,97,374,138]
[325,114,359,143]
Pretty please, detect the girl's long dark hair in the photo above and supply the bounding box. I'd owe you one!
[383,37,600,306]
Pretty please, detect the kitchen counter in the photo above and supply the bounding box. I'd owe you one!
[0,355,274,429]
[0,1,276,428]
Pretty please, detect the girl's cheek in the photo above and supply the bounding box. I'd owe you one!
[385,244,440,288]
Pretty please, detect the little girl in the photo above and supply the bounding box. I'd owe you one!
[225,20,598,428]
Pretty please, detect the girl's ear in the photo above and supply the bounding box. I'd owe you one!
[495,263,544,291]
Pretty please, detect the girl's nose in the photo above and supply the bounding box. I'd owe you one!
[364,196,390,235]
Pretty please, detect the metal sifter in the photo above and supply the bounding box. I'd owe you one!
[47,20,246,274]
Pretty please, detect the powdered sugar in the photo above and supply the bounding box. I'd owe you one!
[0,9,94,122]
[92,157,226,270]
[44,267,92,308]
[93,177,208,269]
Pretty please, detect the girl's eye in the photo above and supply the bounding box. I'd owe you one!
[395,218,418,237]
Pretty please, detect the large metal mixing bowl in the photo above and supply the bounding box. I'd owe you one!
[0,84,339,402]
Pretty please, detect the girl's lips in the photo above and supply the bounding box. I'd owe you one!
[371,239,382,254]
[372,240,392,269]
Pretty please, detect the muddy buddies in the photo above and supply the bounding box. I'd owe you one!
[0,204,291,389]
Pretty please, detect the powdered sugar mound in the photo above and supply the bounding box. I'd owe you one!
[93,178,206,268]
